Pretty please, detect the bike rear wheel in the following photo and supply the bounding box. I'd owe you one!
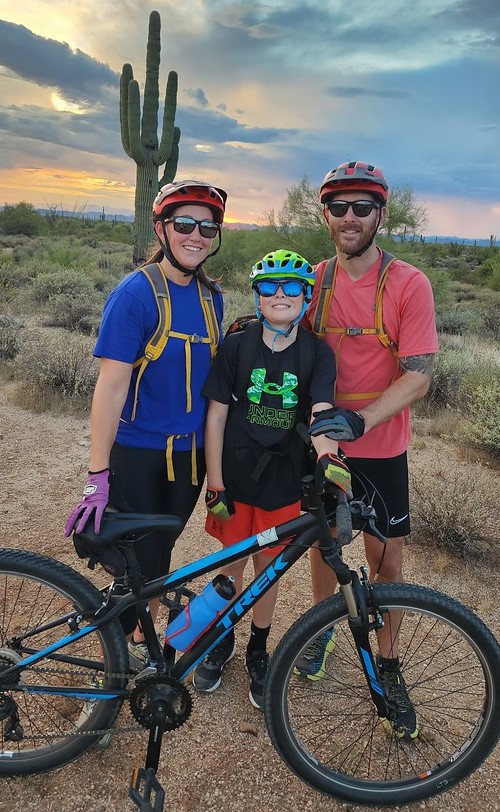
[265,583,500,806]
[0,548,129,776]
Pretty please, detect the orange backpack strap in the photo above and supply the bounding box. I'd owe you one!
[311,257,336,338]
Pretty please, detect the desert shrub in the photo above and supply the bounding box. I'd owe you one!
[463,377,500,457]
[436,305,482,335]
[30,268,103,333]
[13,330,98,412]
[0,314,23,360]
[410,456,496,562]
[426,342,475,409]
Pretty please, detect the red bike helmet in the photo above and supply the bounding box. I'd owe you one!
[153,180,227,223]
[320,161,389,205]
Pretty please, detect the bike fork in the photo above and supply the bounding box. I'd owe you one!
[339,569,389,718]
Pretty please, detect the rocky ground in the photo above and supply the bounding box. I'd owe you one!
[0,387,499,812]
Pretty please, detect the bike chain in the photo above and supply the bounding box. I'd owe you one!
[5,664,150,741]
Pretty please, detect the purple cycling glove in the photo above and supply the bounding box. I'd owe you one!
[64,469,110,536]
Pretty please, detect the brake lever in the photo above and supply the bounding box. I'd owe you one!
[349,500,387,544]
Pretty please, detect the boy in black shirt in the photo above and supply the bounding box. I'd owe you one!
[192,250,351,708]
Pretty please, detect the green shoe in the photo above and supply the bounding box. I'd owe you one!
[293,628,336,681]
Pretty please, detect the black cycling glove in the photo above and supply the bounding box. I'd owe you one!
[309,407,365,442]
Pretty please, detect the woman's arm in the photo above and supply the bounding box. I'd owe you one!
[88,357,133,470]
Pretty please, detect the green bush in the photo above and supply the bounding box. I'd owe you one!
[0,202,46,237]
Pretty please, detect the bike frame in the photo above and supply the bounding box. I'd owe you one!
[2,482,389,722]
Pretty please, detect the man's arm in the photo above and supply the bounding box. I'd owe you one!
[359,354,435,433]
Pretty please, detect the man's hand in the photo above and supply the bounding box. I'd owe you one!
[205,488,235,521]
[317,453,352,498]
[64,469,110,536]
[309,407,365,442]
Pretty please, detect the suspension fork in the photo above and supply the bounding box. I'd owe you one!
[338,567,390,718]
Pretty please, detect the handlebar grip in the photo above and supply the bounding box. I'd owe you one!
[336,500,353,547]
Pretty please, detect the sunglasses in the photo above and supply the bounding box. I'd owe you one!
[165,216,219,239]
[253,279,306,298]
[326,200,380,218]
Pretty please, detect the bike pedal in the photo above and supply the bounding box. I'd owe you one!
[129,766,165,812]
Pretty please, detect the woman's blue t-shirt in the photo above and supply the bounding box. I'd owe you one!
[94,269,223,451]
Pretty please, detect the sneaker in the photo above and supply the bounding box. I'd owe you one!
[192,636,236,692]
[245,649,269,710]
[128,639,150,673]
[77,676,113,749]
[378,658,419,740]
[293,628,336,680]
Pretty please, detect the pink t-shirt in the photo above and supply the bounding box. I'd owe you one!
[304,249,439,458]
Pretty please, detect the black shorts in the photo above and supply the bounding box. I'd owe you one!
[109,443,206,635]
[319,451,410,539]
[345,452,410,539]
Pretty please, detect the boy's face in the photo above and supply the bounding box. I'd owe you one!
[257,279,305,329]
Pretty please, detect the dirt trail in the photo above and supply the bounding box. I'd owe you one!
[0,389,499,812]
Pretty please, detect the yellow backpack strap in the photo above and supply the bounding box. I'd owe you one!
[374,250,398,353]
[312,257,336,338]
[131,263,170,420]
[197,278,220,360]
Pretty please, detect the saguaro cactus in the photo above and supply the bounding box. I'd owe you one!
[120,10,180,265]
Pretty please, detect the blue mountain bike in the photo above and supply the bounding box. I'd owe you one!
[0,475,499,810]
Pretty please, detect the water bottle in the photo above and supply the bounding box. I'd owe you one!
[164,574,236,651]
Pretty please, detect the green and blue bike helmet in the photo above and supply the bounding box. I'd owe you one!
[249,249,316,337]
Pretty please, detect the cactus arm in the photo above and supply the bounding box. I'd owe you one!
[141,9,160,149]
[127,80,146,165]
[155,70,178,165]
[159,127,180,186]
[119,63,134,157]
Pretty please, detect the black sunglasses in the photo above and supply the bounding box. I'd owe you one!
[165,216,219,239]
[327,200,380,218]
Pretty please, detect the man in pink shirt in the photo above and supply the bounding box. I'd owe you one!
[300,161,439,740]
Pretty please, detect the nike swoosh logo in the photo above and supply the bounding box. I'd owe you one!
[389,514,409,525]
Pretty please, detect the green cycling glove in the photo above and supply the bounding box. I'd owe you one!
[317,453,353,499]
[205,488,235,521]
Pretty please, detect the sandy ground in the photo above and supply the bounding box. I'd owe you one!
[0,388,499,812]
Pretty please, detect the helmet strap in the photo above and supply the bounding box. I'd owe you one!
[253,292,310,350]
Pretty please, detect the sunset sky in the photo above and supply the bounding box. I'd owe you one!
[0,1,498,238]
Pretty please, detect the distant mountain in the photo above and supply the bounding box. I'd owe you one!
[423,235,495,247]
[34,208,134,222]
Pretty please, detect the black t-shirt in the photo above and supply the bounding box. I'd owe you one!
[202,331,336,510]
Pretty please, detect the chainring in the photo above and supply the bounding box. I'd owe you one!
[129,675,192,731]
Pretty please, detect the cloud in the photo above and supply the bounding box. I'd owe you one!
[184,87,209,107]
[326,86,410,99]
[175,105,298,145]
[0,19,118,104]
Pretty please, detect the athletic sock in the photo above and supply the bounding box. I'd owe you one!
[247,622,270,654]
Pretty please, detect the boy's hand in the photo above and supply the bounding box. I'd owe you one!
[310,407,365,441]
[317,453,353,498]
[205,488,235,521]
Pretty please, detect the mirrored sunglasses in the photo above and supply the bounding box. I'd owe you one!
[165,216,219,239]
[327,200,380,218]
[253,279,305,298]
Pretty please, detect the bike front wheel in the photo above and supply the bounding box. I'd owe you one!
[0,548,129,776]
[265,582,500,806]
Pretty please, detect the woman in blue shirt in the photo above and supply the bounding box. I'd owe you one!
[64,180,227,669]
